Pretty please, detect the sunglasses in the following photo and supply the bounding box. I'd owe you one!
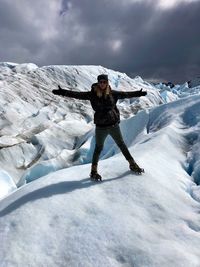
[99,80,108,84]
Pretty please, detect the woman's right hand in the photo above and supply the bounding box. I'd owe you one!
[139,89,147,96]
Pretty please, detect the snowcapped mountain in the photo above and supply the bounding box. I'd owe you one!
[0,63,200,267]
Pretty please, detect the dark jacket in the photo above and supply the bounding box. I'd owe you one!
[55,83,146,127]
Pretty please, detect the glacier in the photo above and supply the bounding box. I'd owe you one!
[0,62,164,187]
[0,63,200,266]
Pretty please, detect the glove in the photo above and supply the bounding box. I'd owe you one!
[139,89,147,96]
[52,85,65,96]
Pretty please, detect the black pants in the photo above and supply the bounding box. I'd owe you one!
[92,123,133,165]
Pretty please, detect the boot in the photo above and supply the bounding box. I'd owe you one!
[90,164,102,181]
[128,159,144,174]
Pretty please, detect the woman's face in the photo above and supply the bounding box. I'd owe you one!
[98,79,108,90]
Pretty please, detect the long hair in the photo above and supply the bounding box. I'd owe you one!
[94,83,111,98]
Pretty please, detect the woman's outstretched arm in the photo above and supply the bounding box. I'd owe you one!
[113,89,147,99]
[52,85,91,100]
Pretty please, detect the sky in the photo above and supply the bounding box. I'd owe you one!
[0,0,199,83]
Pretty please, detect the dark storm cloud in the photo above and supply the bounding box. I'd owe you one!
[0,0,60,63]
[126,1,200,82]
[58,0,200,83]
[0,1,45,60]
[0,0,199,83]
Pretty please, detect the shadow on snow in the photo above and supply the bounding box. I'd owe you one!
[0,170,132,217]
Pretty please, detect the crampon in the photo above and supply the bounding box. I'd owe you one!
[90,170,102,181]
[129,161,144,174]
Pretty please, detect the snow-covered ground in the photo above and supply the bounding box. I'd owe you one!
[0,63,200,266]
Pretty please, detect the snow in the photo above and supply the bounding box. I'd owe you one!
[1,63,200,266]
[13,63,38,74]
[0,170,17,200]
[0,104,200,265]
[160,90,178,103]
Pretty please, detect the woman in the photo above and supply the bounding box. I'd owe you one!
[52,74,147,181]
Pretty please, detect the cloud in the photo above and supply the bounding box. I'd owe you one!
[0,0,199,83]
[0,0,61,62]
